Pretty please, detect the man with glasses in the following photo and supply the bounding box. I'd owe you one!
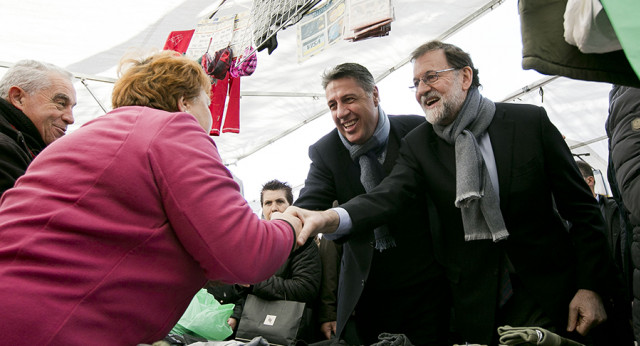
[294,62,449,345]
[288,41,628,345]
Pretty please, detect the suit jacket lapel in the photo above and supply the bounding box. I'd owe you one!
[383,123,403,174]
[332,132,366,198]
[488,104,515,208]
[426,125,456,177]
[344,156,362,188]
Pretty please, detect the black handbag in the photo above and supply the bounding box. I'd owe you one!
[235,294,306,346]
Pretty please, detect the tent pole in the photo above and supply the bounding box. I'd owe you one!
[80,79,109,114]
[375,0,506,83]
[500,75,559,102]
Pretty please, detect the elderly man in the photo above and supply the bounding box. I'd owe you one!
[294,62,448,345]
[0,60,76,195]
[289,41,628,345]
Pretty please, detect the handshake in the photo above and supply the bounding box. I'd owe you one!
[270,206,340,247]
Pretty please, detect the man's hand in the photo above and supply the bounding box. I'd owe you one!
[320,321,337,340]
[228,317,238,330]
[284,206,340,246]
[566,289,607,335]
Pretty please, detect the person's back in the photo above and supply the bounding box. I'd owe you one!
[0,52,298,345]
[606,84,640,341]
[0,107,286,344]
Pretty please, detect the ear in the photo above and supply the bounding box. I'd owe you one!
[177,95,189,113]
[7,86,27,110]
[372,86,380,106]
[460,66,473,91]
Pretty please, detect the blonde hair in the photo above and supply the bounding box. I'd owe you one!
[112,50,210,112]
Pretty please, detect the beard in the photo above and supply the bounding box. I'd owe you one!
[421,79,467,126]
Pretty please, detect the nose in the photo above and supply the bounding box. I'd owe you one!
[336,102,349,120]
[415,80,432,102]
[62,109,75,125]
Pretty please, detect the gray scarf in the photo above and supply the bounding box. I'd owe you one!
[338,106,395,251]
[432,88,509,242]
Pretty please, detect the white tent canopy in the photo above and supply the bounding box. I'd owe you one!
[0,0,613,206]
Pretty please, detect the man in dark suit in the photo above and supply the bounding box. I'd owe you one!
[289,41,628,345]
[576,160,626,272]
[294,63,448,345]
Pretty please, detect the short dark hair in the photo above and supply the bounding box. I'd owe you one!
[576,160,594,178]
[321,62,375,94]
[410,40,481,88]
[260,179,293,205]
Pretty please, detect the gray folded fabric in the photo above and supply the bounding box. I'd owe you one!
[497,325,584,346]
[370,333,413,346]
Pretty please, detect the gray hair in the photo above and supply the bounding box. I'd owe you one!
[321,62,375,94]
[0,60,74,99]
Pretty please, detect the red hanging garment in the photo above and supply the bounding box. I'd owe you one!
[209,72,240,136]
[163,30,195,54]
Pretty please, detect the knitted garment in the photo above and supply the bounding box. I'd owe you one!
[337,106,395,251]
[432,87,508,242]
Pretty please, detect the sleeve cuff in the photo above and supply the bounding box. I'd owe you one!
[323,207,352,241]
[278,219,297,253]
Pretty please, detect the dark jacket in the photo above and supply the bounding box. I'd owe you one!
[606,85,640,341]
[0,98,46,195]
[249,238,321,304]
[295,115,449,345]
[316,236,340,325]
[342,104,622,344]
[596,194,625,273]
[518,0,640,88]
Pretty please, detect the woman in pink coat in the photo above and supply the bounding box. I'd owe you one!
[0,51,299,345]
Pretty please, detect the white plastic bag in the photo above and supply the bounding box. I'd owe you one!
[563,0,622,54]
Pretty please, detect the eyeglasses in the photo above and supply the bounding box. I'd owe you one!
[409,67,457,90]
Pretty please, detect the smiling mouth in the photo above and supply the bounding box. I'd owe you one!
[425,96,440,107]
[342,119,357,129]
[54,126,66,137]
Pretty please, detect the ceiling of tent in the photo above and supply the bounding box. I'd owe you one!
[0,0,616,200]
